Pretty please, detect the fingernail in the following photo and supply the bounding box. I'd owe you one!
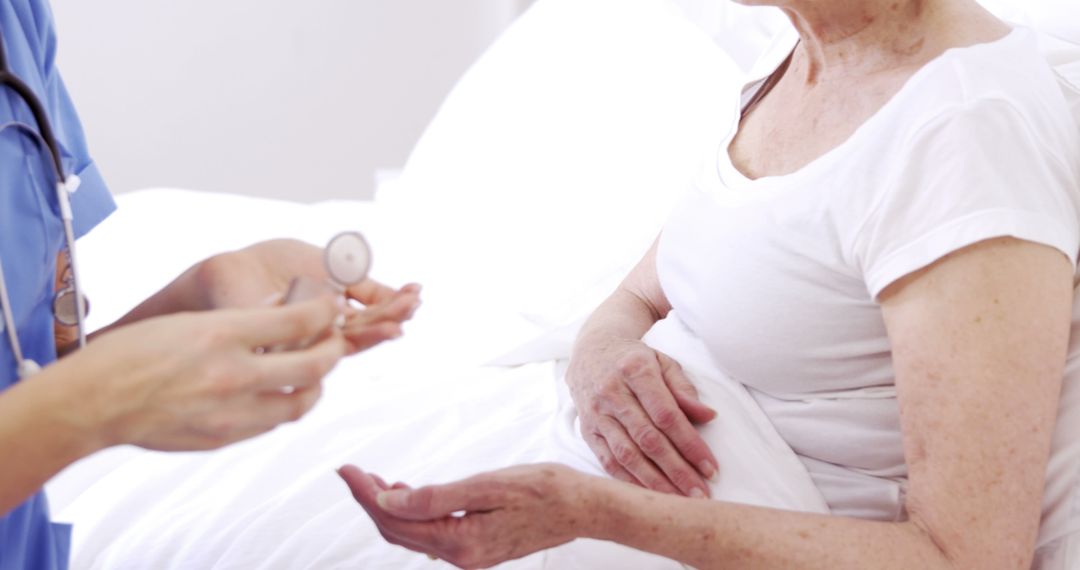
[377,489,407,510]
[689,487,706,499]
[334,314,346,329]
[699,461,717,482]
[336,295,347,310]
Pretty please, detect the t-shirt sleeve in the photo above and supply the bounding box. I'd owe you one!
[852,98,1080,299]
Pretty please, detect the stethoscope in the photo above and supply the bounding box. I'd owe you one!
[0,27,87,379]
[0,29,373,380]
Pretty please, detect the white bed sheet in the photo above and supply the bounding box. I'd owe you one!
[55,358,572,569]
[50,189,834,569]
[46,188,572,569]
[46,188,685,569]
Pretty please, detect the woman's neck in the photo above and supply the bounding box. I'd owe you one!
[775,0,1003,85]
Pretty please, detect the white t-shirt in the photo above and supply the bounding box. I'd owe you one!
[656,26,1080,547]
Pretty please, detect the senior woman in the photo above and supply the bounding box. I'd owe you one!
[340,0,1080,567]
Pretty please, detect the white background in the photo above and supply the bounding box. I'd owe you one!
[50,0,531,201]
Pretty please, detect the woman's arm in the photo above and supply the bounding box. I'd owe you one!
[567,238,719,496]
[572,238,672,348]
[592,238,1070,568]
[344,236,1072,569]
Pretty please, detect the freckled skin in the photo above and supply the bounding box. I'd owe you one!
[729,0,1009,181]
[893,36,926,57]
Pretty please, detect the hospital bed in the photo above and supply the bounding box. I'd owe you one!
[46,0,1080,568]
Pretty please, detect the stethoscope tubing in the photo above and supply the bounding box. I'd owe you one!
[0,27,87,377]
[56,186,87,348]
[0,37,67,180]
[0,255,28,368]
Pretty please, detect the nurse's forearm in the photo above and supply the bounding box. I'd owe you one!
[587,480,950,570]
[0,365,106,515]
[87,258,214,342]
[56,251,209,353]
[56,253,209,353]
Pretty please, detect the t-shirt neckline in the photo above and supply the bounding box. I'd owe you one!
[715,26,1027,192]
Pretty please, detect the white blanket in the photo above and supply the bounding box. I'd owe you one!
[48,190,832,569]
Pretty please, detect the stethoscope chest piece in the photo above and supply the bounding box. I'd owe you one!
[52,288,88,327]
[52,262,89,327]
[324,231,371,287]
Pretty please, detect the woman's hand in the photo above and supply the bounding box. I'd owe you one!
[105,238,421,356]
[62,295,348,451]
[566,337,718,498]
[338,463,593,569]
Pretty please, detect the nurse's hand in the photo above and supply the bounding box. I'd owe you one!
[108,239,421,356]
[566,338,718,498]
[197,239,421,354]
[64,295,347,451]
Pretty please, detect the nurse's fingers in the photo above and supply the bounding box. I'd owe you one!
[238,295,342,348]
[342,321,403,354]
[343,289,420,328]
[347,280,420,307]
[346,279,395,305]
[211,383,325,444]
[255,382,325,425]
[252,331,347,390]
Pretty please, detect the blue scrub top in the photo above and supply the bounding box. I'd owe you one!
[1,1,116,569]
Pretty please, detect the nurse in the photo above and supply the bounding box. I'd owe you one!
[0,1,421,569]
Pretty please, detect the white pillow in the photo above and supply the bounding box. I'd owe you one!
[1026,0,1080,45]
[666,1,788,73]
[383,0,742,329]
